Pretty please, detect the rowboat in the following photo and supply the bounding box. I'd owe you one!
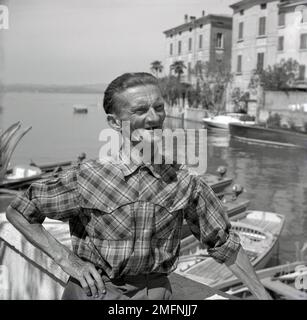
[176,210,285,288]
[0,165,43,189]
[200,172,232,194]
[222,261,307,300]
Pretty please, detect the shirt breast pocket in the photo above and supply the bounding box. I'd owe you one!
[154,201,185,240]
[81,201,133,241]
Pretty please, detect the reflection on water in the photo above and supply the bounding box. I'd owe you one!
[1,93,307,263]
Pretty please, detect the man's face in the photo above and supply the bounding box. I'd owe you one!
[114,84,166,141]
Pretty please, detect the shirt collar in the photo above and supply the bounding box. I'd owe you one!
[118,156,179,182]
[103,144,180,181]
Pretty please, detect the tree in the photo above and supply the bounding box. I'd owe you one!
[158,76,181,107]
[170,60,186,82]
[251,58,300,91]
[191,61,233,111]
[150,61,163,78]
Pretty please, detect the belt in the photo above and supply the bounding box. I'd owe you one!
[70,272,168,287]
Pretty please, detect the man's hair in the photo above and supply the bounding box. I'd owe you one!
[103,72,160,114]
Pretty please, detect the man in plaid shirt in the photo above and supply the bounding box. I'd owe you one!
[6,73,271,300]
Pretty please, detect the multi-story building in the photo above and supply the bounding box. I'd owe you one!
[231,0,307,91]
[163,13,232,83]
[277,0,307,86]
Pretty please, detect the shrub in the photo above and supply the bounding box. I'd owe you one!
[266,113,281,128]
[287,118,297,131]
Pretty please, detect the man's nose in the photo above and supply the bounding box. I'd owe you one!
[146,107,160,124]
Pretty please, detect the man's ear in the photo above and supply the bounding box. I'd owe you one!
[107,114,121,132]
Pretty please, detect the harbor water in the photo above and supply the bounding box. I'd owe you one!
[1,92,307,264]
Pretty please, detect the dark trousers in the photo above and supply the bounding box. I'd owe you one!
[61,273,172,300]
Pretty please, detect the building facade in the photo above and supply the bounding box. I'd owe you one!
[277,0,307,87]
[231,0,307,91]
[163,13,232,83]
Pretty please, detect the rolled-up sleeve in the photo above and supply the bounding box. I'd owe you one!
[185,176,241,263]
[9,167,81,224]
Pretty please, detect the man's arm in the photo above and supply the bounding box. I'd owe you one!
[225,246,272,300]
[6,206,106,297]
[186,177,272,300]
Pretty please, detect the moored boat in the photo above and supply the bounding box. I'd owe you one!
[203,113,255,130]
[73,104,88,114]
[176,210,285,288]
[0,165,43,189]
[222,261,307,300]
[229,122,307,148]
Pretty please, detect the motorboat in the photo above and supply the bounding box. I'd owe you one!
[203,113,255,130]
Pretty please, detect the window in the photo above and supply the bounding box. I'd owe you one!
[260,3,267,9]
[216,33,223,48]
[199,34,203,49]
[240,9,244,15]
[259,17,266,36]
[238,22,244,40]
[237,55,242,73]
[257,52,264,71]
[300,33,307,49]
[278,36,284,51]
[170,43,173,55]
[189,27,192,32]
[188,38,192,51]
[278,12,285,27]
[178,40,182,54]
[299,65,306,80]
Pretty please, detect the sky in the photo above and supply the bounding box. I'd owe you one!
[0,0,235,85]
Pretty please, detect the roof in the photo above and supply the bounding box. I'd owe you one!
[163,14,232,37]
[230,0,276,10]
[279,0,307,9]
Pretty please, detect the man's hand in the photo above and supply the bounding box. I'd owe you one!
[59,253,106,297]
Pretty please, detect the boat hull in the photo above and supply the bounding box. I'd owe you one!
[203,120,229,130]
[229,123,307,148]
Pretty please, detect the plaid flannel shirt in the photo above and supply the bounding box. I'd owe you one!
[9,159,241,279]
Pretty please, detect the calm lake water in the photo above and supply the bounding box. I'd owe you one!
[1,92,307,264]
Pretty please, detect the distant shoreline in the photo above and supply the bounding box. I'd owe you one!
[0,84,106,94]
